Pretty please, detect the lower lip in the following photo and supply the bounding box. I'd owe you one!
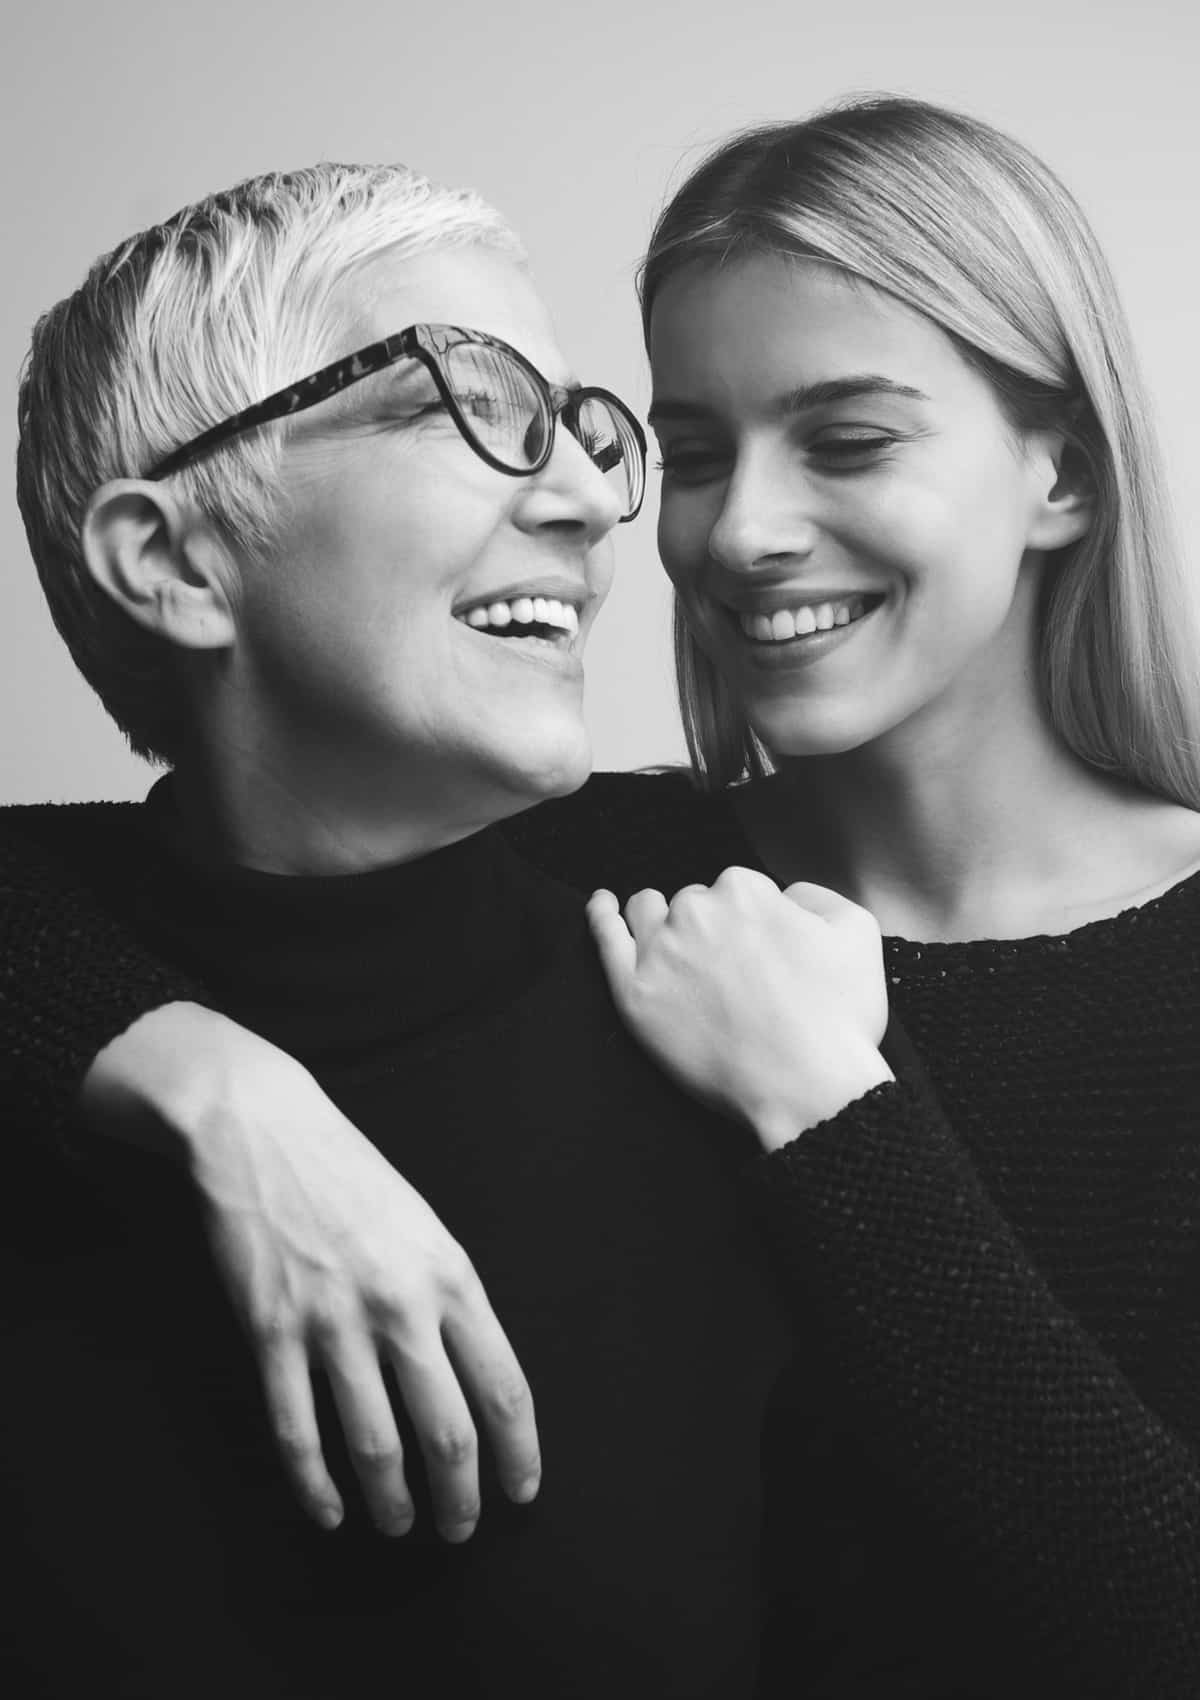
[457,622,583,678]
[729,603,880,671]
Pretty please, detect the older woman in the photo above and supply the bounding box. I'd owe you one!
[4,162,796,1698]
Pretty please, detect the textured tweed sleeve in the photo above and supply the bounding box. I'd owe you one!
[0,804,205,1149]
[746,1077,1200,1698]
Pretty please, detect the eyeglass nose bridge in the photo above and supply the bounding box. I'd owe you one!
[546,384,585,453]
[547,387,645,518]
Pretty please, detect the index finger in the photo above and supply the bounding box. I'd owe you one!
[587,889,637,990]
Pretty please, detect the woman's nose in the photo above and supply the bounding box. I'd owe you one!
[705,457,819,574]
[514,429,624,544]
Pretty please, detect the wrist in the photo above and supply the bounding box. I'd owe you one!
[747,1043,895,1152]
[79,1002,274,1166]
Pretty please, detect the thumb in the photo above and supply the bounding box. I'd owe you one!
[586,889,637,995]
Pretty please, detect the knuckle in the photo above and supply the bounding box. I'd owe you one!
[437,1243,480,1302]
[850,904,882,940]
[627,888,666,925]
[307,1295,360,1347]
[483,1374,533,1425]
[716,865,765,896]
[364,1270,419,1327]
[351,1431,402,1471]
[668,885,706,920]
[274,1425,319,1468]
[425,1425,477,1469]
[249,1307,298,1351]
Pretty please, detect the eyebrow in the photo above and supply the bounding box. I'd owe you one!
[325,359,432,417]
[648,374,930,426]
[368,356,584,401]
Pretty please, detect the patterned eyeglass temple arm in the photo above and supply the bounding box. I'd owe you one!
[145,331,418,481]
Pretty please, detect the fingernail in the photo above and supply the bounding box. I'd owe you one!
[319,1504,344,1532]
[511,1474,540,1504]
[440,1518,478,1545]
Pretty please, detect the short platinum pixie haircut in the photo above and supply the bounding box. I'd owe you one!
[16,162,526,764]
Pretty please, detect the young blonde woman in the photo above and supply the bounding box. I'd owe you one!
[5,97,1199,1695]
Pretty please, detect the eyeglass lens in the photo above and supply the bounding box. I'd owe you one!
[441,341,638,515]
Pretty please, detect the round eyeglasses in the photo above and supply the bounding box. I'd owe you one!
[146,323,647,522]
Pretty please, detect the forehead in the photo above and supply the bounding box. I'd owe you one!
[337,243,570,384]
[648,254,968,401]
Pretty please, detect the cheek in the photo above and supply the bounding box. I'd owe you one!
[587,536,617,610]
[837,474,945,560]
[234,544,431,717]
[252,484,484,646]
[843,476,997,607]
[656,494,712,595]
[240,551,392,677]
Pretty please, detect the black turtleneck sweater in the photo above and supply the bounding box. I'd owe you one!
[1,778,794,1699]
[3,770,1200,1698]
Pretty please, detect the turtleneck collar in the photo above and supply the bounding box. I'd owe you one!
[128,776,575,1065]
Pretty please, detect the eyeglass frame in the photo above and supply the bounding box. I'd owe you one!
[144,322,647,521]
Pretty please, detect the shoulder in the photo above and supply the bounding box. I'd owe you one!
[1123,794,1200,881]
[1,801,149,894]
[2,798,146,843]
[502,768,762,898]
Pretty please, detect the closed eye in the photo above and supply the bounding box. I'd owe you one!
[656,431,903,485]
[807,432,901,470]
[654,445,731,484]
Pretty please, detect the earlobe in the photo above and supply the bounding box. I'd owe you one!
[82,481,238,651]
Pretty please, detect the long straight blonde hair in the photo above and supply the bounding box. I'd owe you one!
[639,96,1200,806]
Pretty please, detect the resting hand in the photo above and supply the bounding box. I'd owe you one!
[587,868,894,1150]
[81,1004,539,1540]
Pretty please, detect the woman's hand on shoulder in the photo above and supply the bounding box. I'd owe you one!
[81,1004,540,1540]
[587,868,894,1149]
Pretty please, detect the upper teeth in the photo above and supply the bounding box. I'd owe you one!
[739,596,869,643]
[458,596,580,636]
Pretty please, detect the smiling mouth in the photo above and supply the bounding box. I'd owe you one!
[454,594,581,649]
[733,592,884,644]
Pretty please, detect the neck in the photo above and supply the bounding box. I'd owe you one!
[755,645,1161,941]
[171,712,523,876]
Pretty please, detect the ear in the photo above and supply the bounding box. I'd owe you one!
[1025,431,1095,553]
[81,481,239,651]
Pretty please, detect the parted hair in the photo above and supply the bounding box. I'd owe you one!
[16,162,524,763]
[638,95,1200,807]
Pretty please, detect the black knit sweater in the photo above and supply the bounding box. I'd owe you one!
[2,778,793,1698]
[3,769,1199,1697]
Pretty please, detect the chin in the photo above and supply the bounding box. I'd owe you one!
[491,725,595,811]
[746,699,887,760]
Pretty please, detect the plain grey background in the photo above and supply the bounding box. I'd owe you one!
[2,0,1196,802]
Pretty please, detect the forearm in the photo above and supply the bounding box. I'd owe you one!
[748,1079,1200,1695]
[1,808,206,1148]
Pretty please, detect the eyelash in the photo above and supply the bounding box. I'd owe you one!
[814,435,895,461]
[654,435,898,481]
